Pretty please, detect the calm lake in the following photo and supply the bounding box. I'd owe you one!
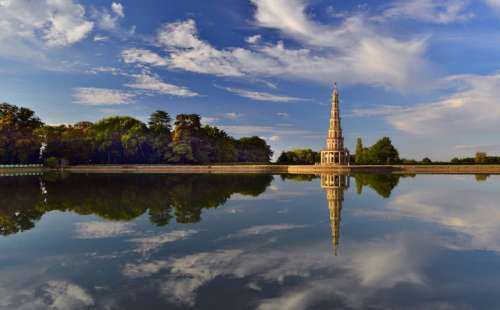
[1,172,500,309]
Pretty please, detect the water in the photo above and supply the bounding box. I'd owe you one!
[0,172,499,309]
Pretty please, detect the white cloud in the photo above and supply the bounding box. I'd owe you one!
[73,87,136,105]
[246,34,262,44]
[86,66,121,75]
[111,3,124,18]
[150,234,429,308]
[268,135,280,142]
[42,281,94,310]
[155,19,247,77]
[159,250,243,306]
[91,2,125,31]
[122,11,430,91]
[123,260,170,278]
[352,73,500,135]
[380,189,500,252]
[378,0,473,24]
[226,224,307,239]
[201,116,219,124]
[223,87,307,102]
[125,71,199,97]
[93,34,108,42]
[121,48,168,67]
[225,112,243,120]
[276,112,289,117]
[129,229,198,255]
[75,221,134,239]
[0,0,94,62]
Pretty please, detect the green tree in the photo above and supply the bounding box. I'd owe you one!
[147,111,173,163]
[148,110,172,132]
[0,103,43,164]
[277,149,318,164]
[365,137,400,164]
[475,152,487,164]
[237,136,273,163]
[169,114,201,163]
[355,137,365,164]
[421,157,432,164]
[354,173,403,198]
[92,116,149,163]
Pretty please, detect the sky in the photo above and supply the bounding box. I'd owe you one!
[2,0,500,160]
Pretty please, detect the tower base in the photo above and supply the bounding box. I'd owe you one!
[320,149,350,165]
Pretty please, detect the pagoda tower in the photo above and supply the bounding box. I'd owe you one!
[320,174,350,255]
[320,83,350,165]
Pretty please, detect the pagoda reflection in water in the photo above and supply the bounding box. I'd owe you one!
[320,174,350,256]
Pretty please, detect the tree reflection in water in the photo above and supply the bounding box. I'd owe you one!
[0,173,273,235]
[0,172,409,238]
[354,173,414,198]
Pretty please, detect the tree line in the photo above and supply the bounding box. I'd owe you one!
[0,103,273,165]
[276,137,400,165]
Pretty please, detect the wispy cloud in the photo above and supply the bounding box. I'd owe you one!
[222,86,307,102]
[351,73,500,135]
[123,260,170,278]
[91,2,125,31]
[42,281,95,309]
[125,71,199,97]
[225,224,307,239]
[225,112,243,120]
[75,221,134,239]
[73,87,136,105]
[121,7,431,91]
[376,0,473,24]
[129,229,198,255]
[121,48,168,67]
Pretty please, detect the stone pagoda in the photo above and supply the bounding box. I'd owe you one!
[320,83,350,165]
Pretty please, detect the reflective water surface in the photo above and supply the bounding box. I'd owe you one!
[1,172,500,309]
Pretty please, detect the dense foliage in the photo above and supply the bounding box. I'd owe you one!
[354,137,400,164]
[0,103,43,164]
[451,152,500,164]
[0,103,273,164]
[276,148,320,164]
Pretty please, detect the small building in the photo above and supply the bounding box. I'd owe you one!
[320,83,350,165]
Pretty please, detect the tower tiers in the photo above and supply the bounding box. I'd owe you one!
[320,83,350,165]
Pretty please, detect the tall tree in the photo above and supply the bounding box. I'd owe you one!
[148,111,173,163]
[355,137,364,164]
[0,103,43,163]
[148,110,172,132]
[475,152,487,164]
[237,136,273,163]
[366,137,400,164]
[92,116,149,163]
[169,114,201,163]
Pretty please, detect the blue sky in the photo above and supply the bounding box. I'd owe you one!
[2,0,500,160]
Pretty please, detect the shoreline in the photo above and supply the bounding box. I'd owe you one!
[62,164,500,174]
[2,164,500,175]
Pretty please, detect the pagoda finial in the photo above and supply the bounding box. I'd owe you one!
[333,82,339,98]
